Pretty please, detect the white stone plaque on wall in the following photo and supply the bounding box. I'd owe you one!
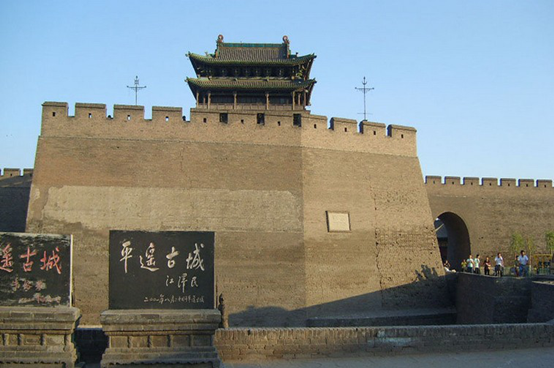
[326,211,351,232]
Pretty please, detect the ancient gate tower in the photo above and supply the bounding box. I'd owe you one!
[26,36,449,326]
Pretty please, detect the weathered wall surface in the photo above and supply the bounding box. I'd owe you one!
[0,169,33,232]
[26,102,446,326]
[302,148,447,318]
[527,280,554,323]
[214,324,554,361]
[426,176,554,268]
[455,273,532,324]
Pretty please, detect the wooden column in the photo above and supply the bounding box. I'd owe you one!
[207,92,211,110]
[291,92,295,110]
[265,92,269,110]
[303,90,307,108]
[196,92,199,108]
[233,92,237,110]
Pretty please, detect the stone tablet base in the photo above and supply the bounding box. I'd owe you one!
[0,306,81,367]
[100,309,222,367]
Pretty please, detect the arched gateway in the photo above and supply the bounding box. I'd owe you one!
[435,212,471,271]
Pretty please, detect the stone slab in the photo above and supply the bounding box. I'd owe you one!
[0,232,72,307]
[109,231,215,310]
[100,309,222,367]
[0,306,80,367]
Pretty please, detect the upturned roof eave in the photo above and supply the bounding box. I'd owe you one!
[186,78,315,88]
[187,52,316,66]
[185,78,316,95]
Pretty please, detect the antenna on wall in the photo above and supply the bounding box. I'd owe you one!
[127,76,147,106]
[355,77,374,121]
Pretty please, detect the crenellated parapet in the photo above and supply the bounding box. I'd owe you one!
[40,102,418,157]
[42,102,186,124]
[0,168,33,180]
[425,175,552,189]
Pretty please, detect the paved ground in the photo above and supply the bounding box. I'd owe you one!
[224,347,554,368]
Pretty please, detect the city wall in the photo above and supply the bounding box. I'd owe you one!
[25,102,446,326]
[425,176,554,268]
[39,102,417,157]
[0,168,33,232]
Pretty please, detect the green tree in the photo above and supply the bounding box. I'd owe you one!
[510,232,525,256]
[545,231,554,255]
[525,236,536,274]
[525,236,536,255]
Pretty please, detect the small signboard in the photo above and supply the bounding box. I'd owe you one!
[0,232,72,307]
[109,231,215,310]
[326,211,351,232]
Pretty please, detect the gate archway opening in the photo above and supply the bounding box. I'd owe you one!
[434,212,471,271]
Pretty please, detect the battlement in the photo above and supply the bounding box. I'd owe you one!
[425,176,553,189]
[0,168,33,180]
[40,102,418,157]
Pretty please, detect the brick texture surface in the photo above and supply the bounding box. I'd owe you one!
[26,104,444,326]
[214,324,554,361]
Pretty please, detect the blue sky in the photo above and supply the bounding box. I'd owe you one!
[1,0,553,181]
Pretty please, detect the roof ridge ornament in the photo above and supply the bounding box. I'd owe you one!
[217,34,224,44]
[283,35,289,44]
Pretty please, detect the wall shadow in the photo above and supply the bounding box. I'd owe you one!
[0,173,33,232]
[229,265,455,327]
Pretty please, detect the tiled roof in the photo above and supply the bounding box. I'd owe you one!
[188,53,315,66]
[187,78,315,91]
[217,43,288,61]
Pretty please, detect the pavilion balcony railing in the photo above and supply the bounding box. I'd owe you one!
[195,103,305,111]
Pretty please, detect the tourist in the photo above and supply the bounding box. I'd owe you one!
[513,255,519,276]
[494,252,504,277]
[466,254,474,273]
[443,260,451,272]
[518,250,529,277]
[474,254,481,274]
[461,259,467,272]
[484,256,491,275]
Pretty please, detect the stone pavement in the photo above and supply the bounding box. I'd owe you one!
[224,347,554,368]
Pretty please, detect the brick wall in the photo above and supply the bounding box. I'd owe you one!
[214,323,554,361]
[27,102,444,326]
[0,169,33,232]
[455,273,532,324]
[426,176,554,268]
[527,280,554,323]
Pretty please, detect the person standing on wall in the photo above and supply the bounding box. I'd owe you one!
[484,256,491,275]
[474,254,481,274]
[518,250,529,277]
[494,252,504,277]
[467,255,474,273]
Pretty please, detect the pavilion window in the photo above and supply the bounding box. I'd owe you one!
[238,96,265,104]
[219,113,228,124]
[257,113,265,125]
[293,114,302,127]
[212,95,233,104]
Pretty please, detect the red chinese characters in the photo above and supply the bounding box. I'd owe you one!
[0,243,14,273]
[19,247,37,272]
[40,246,62,275]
